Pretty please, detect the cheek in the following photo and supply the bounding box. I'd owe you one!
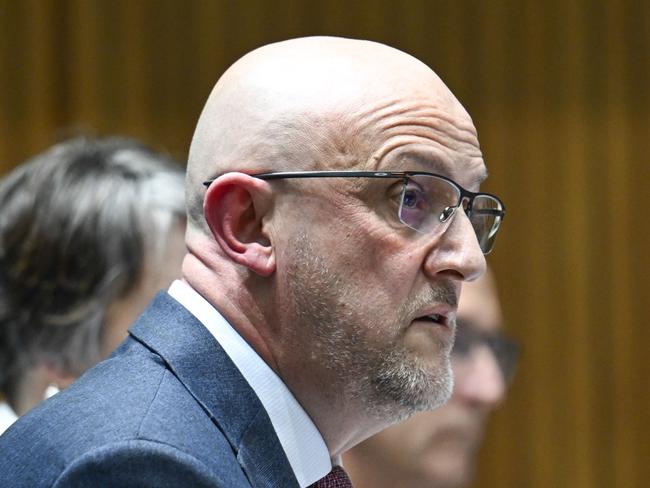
[344,215,425,285]
[365,244,427,312]
[101,300,140,357]
[99,228,185,358]
[101,283,153,355]
[284,197,427,319]
[101,245,185,357]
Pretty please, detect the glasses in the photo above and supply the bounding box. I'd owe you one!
[453,319,520,383]
[203,170,506,254]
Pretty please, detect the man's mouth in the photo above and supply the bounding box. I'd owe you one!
[411,304,458,345]
[413,309,453,329]
[418,313,447,326]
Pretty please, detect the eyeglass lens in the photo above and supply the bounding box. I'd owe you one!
[398,174,503,253]
[469,195,503,253]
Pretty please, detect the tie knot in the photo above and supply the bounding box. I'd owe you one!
[309,465,353,488]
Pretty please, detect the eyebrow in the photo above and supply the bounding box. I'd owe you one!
[473,167,489,186]
[392,151,489,189]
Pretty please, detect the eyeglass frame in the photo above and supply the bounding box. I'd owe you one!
[203,170,506,254]
[453,318,520,384]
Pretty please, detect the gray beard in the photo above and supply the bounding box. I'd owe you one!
[285,234,453,424]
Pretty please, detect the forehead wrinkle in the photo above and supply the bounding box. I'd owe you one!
[382,111,480,151]
[350,101,481,164]
[367,126,484,169]
[352,97,478,140]
[386,113,479,150]
[365,139,488,189]
[380,125,482,160]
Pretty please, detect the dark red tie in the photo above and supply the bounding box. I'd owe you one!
[309,466,353,488]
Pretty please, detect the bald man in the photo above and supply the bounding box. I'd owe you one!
[0,37,506,487]
[344,269,518,488]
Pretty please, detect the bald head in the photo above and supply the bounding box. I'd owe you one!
[186,37,475,231]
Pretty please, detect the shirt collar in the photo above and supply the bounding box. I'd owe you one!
[168,280,332,487]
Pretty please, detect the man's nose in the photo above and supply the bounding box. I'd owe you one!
[423,208,486,282]
[453,346,507,407]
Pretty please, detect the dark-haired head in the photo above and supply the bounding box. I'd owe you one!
[0,136,186,414]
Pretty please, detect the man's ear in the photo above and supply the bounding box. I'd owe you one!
[203,172,276,277]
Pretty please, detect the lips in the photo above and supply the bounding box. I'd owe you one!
[416,313,449,328]
[413,305,456,331]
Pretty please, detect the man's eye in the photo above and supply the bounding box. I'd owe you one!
[398,183,432,230]
[402,188,426,208]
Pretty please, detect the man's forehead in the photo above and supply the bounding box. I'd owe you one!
[189,36,471,185]
[368,138,487,189]
[386,141,485,168]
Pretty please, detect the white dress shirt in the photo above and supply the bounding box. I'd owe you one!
[0,384,59,437]
[0,401,18,436]
[168,280,332,487]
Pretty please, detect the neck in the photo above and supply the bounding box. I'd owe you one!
[183,242,392,458]
[273,335,395,457]
[10,365,53,416]
[182,250,279,373]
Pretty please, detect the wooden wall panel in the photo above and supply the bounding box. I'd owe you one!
[1,1,649,486]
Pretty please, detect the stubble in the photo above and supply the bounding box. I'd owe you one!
[285,234,454,424]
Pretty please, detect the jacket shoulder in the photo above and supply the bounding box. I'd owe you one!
[52,439,248,487]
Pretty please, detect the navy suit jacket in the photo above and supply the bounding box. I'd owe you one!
[0,293,300,487]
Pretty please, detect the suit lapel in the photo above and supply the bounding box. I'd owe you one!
[129,292,299,488]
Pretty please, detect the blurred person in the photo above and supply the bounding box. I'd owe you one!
[0,37,505,487]
[0,136,186,434]
[344,268,518,488]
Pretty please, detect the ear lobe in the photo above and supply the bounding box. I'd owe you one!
[204,173,275,277]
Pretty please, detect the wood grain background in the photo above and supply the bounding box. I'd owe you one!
[1,1,648,486]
